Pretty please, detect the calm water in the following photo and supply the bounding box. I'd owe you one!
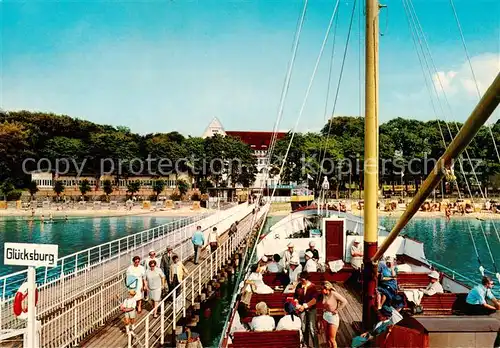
[380,216,500,295]
[0,216,178,277]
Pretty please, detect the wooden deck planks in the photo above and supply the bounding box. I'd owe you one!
[81,213,258,348]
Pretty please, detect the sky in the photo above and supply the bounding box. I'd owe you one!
[1,0,499,136]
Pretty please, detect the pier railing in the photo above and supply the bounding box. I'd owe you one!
[127,204,270,348]
[37,203,255,347]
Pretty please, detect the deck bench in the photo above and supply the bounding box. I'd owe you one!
[403,292,466,315]
[229,330,301,348]
[397,272,435,290]
[248,292,290,316]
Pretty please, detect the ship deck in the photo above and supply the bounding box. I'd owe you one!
[320,283,363,348]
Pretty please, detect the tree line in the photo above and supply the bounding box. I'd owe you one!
[1,111,499,200]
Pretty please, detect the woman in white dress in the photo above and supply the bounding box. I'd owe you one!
[126,255,146,313]
[247,264,274,294]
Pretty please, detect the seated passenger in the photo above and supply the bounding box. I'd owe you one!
[350,240,363,270]
[276,302,302,340]
[250,302,276,332]
[377,256,397,309]
[465,276,499,315]
[305,241,320,261]
[403,270,443,307]
[258,256,268,273]
[304,251,317,272]
[247,264,274,294]
[267,254,283,273]
[288,258,302,284]
[421,271,443,296]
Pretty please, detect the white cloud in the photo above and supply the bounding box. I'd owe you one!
[432,52,500,99]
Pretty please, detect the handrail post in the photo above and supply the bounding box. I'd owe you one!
[160,301,165,345]
[145,315,150,347]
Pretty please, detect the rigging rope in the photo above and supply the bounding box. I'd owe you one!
[266,0,309,172]
[406,0,500,246]
[315,0,357,190]
[274,0,342,196]
[402,0,488,273]
[406,0,500,275]
[448,0,500,164]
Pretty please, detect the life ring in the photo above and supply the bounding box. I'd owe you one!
[13,282,38,319]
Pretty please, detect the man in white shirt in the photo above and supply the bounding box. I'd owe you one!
[250,302,275,332]
[304,250,317,272]
[350,240,363,270]
[283,243,299,271]
[421,271,444,296]
[288,258,303,284]
[143,249,161,271]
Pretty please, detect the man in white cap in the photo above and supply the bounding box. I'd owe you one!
[283,242,299,271]
[421,270,443,296]
[288,257,302,284]
[258,255,268,273]
[305,241,320,261]
[304,250,317,272]
[144,249,160,271]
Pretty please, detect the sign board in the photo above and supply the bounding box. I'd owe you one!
[4,243,58,267]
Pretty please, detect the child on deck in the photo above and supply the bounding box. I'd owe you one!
[120,290,137,333]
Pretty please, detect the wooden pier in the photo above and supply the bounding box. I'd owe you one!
[79,206,268,347]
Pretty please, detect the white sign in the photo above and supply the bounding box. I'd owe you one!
[4,243,58,267]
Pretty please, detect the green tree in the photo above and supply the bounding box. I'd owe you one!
[177,179,189,196]
[28,181,39,201]
[152,180,165,199]
[53,181,65,198]
[102,180,114,200]
[79,179,92,197]
[127,181,141,197]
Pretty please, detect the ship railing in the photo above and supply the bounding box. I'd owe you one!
[37,203,254,347]
[426,259,478,285]
[127,204,270,348]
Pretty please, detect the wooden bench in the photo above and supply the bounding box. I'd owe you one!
[397,272,434,290]
[262,270,354,287]
[248,292,290,316]
[229,330,301,348]
[403,293,466,315]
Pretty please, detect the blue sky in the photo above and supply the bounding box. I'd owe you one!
[1,0,499,136]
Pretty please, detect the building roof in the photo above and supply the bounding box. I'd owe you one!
[225,131,287,150]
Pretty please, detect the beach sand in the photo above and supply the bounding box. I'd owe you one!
[269,208,500,219]
[0,206,211,219]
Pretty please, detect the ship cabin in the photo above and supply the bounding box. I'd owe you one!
[221,208,500,348]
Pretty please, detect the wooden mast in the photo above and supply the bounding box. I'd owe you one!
[362,0,380,329]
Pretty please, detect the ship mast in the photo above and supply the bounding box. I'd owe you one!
[362,0,380,329]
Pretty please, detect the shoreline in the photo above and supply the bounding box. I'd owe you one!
[0,207,211,220]
[268,209,500,219]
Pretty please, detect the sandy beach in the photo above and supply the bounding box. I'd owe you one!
[269,208,500,219]
[0,206,211,219]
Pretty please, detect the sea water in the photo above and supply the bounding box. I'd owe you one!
[0,216,177,277]
[381,216,500,296]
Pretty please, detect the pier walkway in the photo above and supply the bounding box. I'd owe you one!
[82,205,269,348]
[0,203,259,347]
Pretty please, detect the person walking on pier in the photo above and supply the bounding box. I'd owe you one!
[161,246,173,290]
[209,227,219,252]
[120,289,137,334]
[192,225,205,265]
[144,260,166,318]
[126,256,146,314]
[170,255,189,296]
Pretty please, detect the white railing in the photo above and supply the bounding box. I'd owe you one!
[128,204,270,348]
[0,212,214,333]
[264,196,291,203]
[37,203,256,347]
